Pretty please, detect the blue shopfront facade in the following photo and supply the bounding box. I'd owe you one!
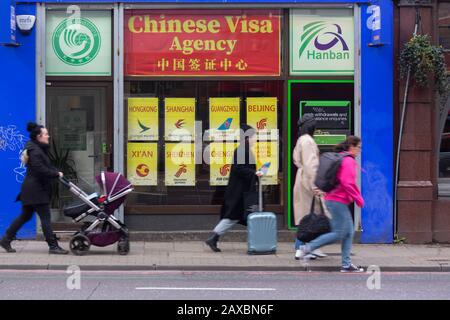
[0,0,394,243]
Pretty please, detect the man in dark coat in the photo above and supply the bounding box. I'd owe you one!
[0,122,68,254]
[205,124,263,252]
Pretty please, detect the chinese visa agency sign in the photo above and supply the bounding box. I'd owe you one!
[290,9,354,75]
[124,9,281,76]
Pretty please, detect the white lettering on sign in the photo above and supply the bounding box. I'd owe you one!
[366,5,381,31]
[10,6,16,31]
[66,5,81,31]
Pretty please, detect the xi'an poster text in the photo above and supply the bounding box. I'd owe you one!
[127,142,158,186]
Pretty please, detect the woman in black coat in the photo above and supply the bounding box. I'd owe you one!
[0,122,68,254]
[205,125,263,252]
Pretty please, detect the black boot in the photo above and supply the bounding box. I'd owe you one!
[47,235,68,255]
[205,233,221,252]
[0,236,16,253]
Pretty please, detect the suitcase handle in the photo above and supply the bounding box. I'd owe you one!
[250,174,263,212]
[258,175,263,212]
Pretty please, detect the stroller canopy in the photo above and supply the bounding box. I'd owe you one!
[95,172,133,215]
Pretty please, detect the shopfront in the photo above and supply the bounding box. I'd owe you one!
[0,0,394,243]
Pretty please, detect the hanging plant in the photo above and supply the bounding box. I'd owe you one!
[399,34,449,96]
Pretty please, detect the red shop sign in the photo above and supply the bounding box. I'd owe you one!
[124,9,281,76]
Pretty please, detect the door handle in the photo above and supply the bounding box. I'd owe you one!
[88,155,99,158]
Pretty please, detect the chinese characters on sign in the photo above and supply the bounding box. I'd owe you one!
[124,9,281,76]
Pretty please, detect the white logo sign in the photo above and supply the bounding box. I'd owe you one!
[66,265,81,290]
[16,15,36,32]
[366,265,381,290]
[46,10,111,76]
[290,9,354,75]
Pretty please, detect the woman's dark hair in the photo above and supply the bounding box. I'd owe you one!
[27,122,45,140]
[298,114,316,137]
[334,135,361,152]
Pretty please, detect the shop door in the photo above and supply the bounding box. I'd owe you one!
[46,83,113,222]
[288,80,356,228]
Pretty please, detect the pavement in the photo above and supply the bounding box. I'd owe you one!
[1,239,450,272]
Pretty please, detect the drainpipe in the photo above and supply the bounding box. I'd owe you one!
[394,7,421,236]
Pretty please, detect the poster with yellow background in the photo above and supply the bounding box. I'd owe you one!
[165,98,196,141]
[128,98,159,141]
[209,97,240,141]
[127,142,158,186]
[246,97,278,140]
[165,143,196,186]
[252,141,279,185]
[209,142,238,186]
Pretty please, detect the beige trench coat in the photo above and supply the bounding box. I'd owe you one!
[292,134,328,225]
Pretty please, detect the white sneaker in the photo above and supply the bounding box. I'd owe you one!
[294,247,316,260]
[305,253,317,260]
[311,249,327,258]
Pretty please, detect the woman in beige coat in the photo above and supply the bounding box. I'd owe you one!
[293,114,327,260]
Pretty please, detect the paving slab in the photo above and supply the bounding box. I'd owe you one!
[0,241,449,272]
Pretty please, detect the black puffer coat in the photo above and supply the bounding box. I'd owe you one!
[17,140,60,205]
[219,141,256,225]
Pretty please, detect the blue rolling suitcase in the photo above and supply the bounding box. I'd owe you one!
[247,176,277,255]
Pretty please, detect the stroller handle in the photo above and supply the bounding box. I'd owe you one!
[59,176,71,188]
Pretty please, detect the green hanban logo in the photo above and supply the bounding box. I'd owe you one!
[52,17,101,66]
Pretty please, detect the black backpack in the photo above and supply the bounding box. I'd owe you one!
[314,152,353,192]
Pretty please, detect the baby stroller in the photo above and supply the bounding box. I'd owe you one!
[59,171,134,256]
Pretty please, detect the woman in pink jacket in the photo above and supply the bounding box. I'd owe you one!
[298,136,364,272]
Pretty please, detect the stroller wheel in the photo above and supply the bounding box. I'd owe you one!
[117,238,130,255]
[70,234,91,256]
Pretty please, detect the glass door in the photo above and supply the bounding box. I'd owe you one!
[287,80,355,229]
[46,84,112,222]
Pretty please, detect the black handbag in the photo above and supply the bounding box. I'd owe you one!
[296,197,331,243]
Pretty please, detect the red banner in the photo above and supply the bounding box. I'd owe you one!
[124,10,281,76]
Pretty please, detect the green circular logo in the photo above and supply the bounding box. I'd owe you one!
[52,18,101,66]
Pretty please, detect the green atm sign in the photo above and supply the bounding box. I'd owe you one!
[299,100,351,130]
[299,100,351,146]
[314,134,347,146]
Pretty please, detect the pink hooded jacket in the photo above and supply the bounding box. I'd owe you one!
[325,152,364,208]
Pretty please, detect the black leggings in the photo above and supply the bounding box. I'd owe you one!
[5,204,54,242]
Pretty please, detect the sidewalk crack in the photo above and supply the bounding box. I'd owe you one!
[86,282,101,300]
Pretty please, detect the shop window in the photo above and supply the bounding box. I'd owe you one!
[439,2,450,50]
[124,81,283,212]
[439,109,450,197]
